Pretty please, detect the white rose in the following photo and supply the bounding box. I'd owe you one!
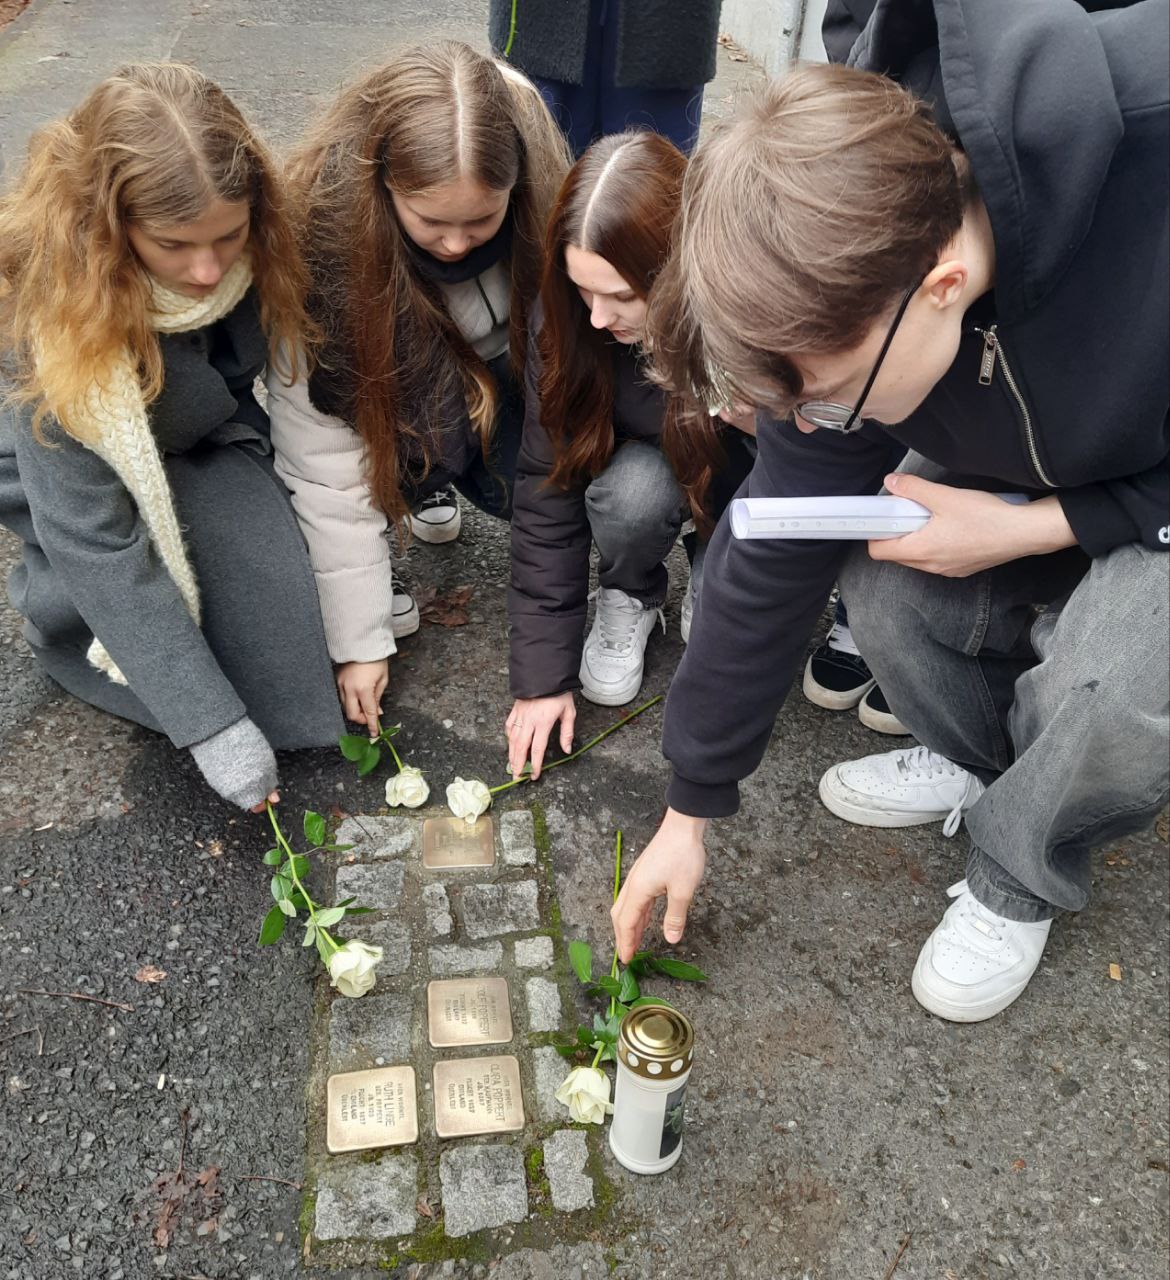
[385,765,429,808]
[326,940,383,998]
[445,776,492,824]
[554,1066,614,1125]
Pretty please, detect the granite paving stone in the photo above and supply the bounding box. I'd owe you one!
[532,1046,571,1123]
[338,916,411,976]
[335,815,418,859]
[461,880,540,939]
[513,935,555,969]
[422,881,454,937]
[439,1144,529,1238]
[315,1153,418,1240]
[328,990,413,1071]
[543,1130,594,1212]
[499,809,538,867]
[525,976,562,1032]
[334,861,405,911]
[428,941,503,976]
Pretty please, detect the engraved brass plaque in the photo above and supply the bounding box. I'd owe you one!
[326,1065,418,1154]
[422,815,495,870]
[427,976,513,1048]
[432,1054,524,1138]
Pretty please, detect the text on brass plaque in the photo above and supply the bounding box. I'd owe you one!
[432,1054,524,1138]
[421,815,496,869]
[427,976,513,1048]
[326,1065,418,1154]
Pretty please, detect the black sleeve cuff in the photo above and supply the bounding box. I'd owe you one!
[666,771,741,819]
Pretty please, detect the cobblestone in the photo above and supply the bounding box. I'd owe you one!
[328,990,413,1071]
[335,815,418,859]
[532,1046,570,1123]
[439,1143,529,1237]
[339,916,411,976]
[315,1153,418,1239]
[525,977,562,1032]
[423,881,454,937]
[461,880,540,939]
[499,809,538,867]
[334,861,405,911]
[543,1130,594,1212]
[428,942,503,976]
[513,935,554,969]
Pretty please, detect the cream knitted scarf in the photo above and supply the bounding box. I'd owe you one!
[64,255,254,683]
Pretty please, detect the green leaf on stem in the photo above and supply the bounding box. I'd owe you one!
[338,734,372,762]
[627,950,654,977]
[618,968,640,1003]
[315,932,333,967]
[270,873,292,902]
[380,722,402,739]
[568,940,593,985]
[303,812,327,847]
[258,904,286,945]
[356,744,382,777]
[261,848,282,867]
[343,905,374,916]
[647,956,708,982]
[301,921,317,948]
[315,906,346,929]
[591,975,622,1000]
[628,995,676,1010]
[278,898,297,918]
[553,1043,580,1059]
[289,854,310,880]
[575,1026,595,1046]
[592,1012,617,1045]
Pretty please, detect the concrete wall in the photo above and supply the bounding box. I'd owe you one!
[719,0,828,77]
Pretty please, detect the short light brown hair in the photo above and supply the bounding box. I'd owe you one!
[646,63,975,417]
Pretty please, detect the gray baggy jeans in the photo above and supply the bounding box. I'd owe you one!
[839,468,1170,923]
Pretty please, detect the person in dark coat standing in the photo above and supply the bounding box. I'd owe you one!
[489,0,723,154]
[0,64,342,813]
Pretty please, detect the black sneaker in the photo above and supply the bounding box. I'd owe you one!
[858,682,910,736]
[803,620,876,710]
[410,487,461,544]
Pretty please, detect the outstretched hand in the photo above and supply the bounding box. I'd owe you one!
[611,809,709,963]
[506,693,576,780]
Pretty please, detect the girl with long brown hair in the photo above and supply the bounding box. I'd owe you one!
[0,63,339,813]
[268,41,569,735]
[505,131,756,781]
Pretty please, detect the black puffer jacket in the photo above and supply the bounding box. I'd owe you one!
[662,0,1169,818]
[489,0,723,91]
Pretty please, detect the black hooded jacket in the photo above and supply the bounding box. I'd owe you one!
[663,0,1169,818]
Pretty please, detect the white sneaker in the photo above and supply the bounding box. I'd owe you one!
[818,744,985,835]
[680,577,694,644]
[912,879,1052,1022]
[410,487,461,544]
[391,589,420,638]
[579,587,665,706]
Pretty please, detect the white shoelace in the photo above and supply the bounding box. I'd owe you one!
[946,879,1006,941]
[590,589,665,655]
[824,620,861,656]
[894,746,976,837]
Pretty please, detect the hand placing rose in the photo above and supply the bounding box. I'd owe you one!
[446,776,492,824]
[327,940,383,998]
[385,765,429,808]
[555,1066,614,1124]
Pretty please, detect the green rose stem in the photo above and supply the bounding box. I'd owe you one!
[266,801,340,958]
[489,695,663,797]
[591,828,623,1070]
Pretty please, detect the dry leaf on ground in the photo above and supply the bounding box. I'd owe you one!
[415,584,474,627]
[134,965,167,984]
[1109,963,1123,982]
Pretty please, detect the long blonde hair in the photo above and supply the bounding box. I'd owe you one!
[0,62,314,440]
[288,40,569,529]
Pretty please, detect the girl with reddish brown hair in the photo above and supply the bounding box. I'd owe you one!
[505,130,756,780]
[268,42,569,735]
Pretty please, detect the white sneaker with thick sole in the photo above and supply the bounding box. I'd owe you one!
[818,744,985,835]
[680,577,694,644]
[579,587,665,706]
[912,879,1052,1022]
[410,487,462,544]
[391,589,420,638]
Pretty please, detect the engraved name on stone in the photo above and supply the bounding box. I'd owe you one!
[421,815,496,870]
[427,977,512,1048]
[326,1065,418,1154]
[433,1055,524,1138]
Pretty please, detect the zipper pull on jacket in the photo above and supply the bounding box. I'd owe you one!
[978,325,999,386]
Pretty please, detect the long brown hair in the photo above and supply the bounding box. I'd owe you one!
[646,63,975,421]
[537,131,723,505]
[288,41,569,529]
[0,62,312,441]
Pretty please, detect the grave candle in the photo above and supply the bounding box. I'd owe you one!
[608,1004,694,1175]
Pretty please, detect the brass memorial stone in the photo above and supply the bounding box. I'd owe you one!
[421,815,495,870]
[326,1065,418,1154]
[432,1054,524,1138]
[426,976,513,1048]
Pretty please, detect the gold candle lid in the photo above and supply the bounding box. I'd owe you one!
[617,1004,694,1080]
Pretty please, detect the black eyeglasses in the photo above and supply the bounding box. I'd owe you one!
[794,278,923,434]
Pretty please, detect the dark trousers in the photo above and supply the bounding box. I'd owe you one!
[531,0,704,155]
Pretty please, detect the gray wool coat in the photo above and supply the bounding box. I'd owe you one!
[489,0,723,90]
[0,292,343,751]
